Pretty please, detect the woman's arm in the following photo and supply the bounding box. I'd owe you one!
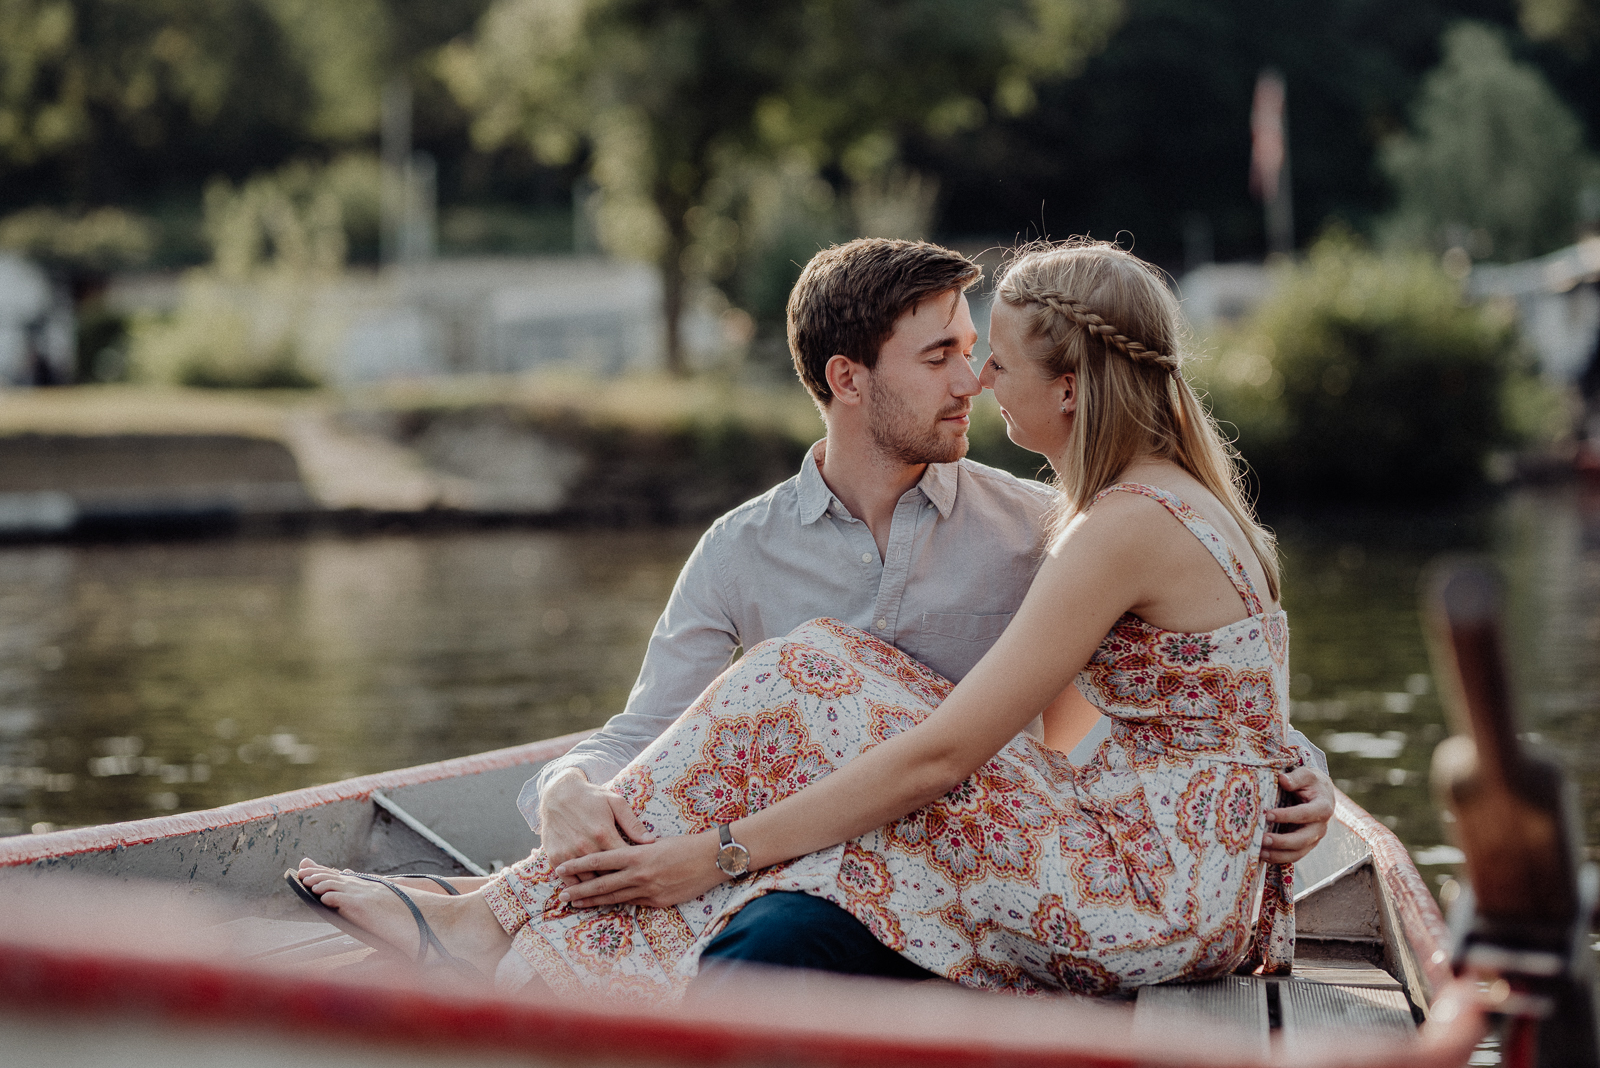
[556,501,1153,907]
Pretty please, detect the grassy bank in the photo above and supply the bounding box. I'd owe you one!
[0,377,1047,531]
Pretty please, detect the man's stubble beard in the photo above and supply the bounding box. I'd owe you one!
[864,377,970,466]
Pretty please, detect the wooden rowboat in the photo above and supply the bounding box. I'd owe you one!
[0,728,1486,1067]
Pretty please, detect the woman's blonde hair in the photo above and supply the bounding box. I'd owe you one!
[995,238,1279,601]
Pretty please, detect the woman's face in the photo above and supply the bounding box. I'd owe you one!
[980,299,1073,458]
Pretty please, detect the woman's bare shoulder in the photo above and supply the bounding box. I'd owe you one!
[1050,487,1187,559]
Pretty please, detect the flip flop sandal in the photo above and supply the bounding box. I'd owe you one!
[326,870,463,895]
[284,870,483,981]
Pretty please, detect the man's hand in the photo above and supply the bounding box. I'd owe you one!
[1261,765,1335,865]
[537,768,655,886]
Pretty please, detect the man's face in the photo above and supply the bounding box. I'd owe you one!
[863,290,981,465]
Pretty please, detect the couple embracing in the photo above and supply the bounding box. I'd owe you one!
[293,237,1335,999]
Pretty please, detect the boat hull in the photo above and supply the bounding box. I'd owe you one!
[0,736,1481,1067]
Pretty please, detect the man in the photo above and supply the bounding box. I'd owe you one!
[524,237,1332,981]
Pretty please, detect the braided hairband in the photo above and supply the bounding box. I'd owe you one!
[1008,282,1179,374]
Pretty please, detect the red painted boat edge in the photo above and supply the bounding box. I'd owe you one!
[1333,790,1455,998]
[0,730,594,867]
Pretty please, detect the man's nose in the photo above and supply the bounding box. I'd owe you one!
[954,356,981,396]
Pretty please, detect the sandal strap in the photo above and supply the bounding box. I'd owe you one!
[351,873,479,977]
[393,873,462,895]
[345,870,462,895]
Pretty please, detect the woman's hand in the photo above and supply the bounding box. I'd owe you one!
[1261,765,1335,864]
[554,831,727,909]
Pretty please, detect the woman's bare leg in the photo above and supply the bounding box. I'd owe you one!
[296,858,511,975]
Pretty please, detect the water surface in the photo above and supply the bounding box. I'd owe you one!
[2,485,1595,890]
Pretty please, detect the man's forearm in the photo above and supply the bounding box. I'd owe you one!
[521,705,686,831]
[520,529,742,833]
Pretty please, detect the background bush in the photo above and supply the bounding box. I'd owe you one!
[1195,233,1538,504]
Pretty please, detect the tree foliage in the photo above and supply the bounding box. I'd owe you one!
[437,0,1123,372]
[1381,21,1593,261]
[1518,0,1600,49]
[0,0,489,210]
[1198,232,1527,503]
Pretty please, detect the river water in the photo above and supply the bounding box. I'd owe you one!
[3,484,1596,893]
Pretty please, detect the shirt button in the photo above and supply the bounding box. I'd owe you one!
[876,618,887,629]
[860,552,872,563]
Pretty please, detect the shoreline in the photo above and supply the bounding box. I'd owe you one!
[0,379,1580,543]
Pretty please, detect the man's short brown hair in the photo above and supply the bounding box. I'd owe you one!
[787,238,982,405]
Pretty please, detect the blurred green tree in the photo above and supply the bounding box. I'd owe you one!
[1196,231,1533,503]
[0,0,490,223]
[0,0,310,176]
[437,0,1123,374]
[1381,21,1594,262]
[1518,0,1600,49]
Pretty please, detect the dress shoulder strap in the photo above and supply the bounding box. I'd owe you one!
[1091,482,1264,615]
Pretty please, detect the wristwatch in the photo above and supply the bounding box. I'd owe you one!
[715,823,750,878]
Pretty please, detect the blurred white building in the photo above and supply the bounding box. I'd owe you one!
[1175,263,1275,332]
[106,256,727,384]
[1469,237,1600,385]
[0,253,74,385]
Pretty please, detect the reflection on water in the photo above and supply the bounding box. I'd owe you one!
[1,485,1596,888]
[1277,482,1600,890]
[0,528,699,835]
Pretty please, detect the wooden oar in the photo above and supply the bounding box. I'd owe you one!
[1423,562,1599,1068]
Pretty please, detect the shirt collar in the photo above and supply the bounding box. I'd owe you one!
[918,460,958,518]
[797,442,836,525]
[798,442,959,524]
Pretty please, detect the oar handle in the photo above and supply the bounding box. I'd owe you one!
[1426,566,1523,790]
[1423,561,1579,925]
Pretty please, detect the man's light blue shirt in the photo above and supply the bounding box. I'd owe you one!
[523,447,1054,827]
[521,445,1323,830]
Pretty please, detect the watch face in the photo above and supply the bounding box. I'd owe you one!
[716,842,751,877]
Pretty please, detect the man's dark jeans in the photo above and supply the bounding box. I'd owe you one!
[695,891,935,983]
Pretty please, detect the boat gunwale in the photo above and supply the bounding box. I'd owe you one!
[1329,790,1454,1004]
[0,729,595,868]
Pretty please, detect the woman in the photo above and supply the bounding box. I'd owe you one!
[294,239,1297,998]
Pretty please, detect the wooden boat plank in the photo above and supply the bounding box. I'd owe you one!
[1290,956,1403,990]
[1132,975,1269,1052]
[1279,979,1415,1039]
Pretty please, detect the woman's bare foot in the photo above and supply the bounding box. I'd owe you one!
[294,861,491,896]
[295,857,511,976]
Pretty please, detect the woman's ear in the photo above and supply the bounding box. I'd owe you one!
[1059,372,1076,416]
[825,355,867,406]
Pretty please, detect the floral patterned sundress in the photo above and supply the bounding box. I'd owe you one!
[482,482,1298,1001]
